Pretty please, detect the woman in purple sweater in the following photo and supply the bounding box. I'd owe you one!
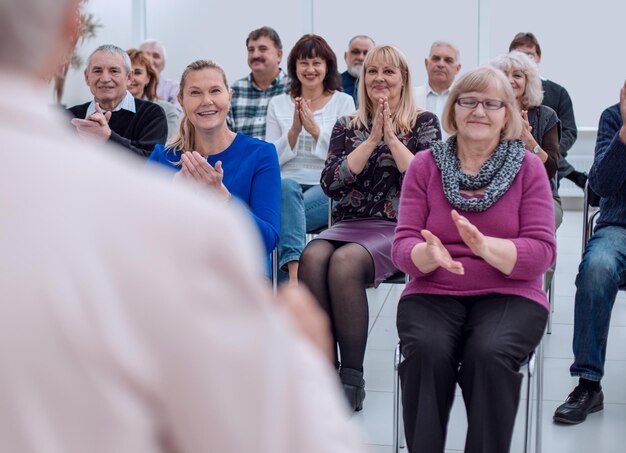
[392,66,556,453]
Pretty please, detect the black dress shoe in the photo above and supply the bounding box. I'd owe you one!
[339,367,366,412]
[553,384,604,424]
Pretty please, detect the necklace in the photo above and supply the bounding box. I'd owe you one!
[302,90,329,104]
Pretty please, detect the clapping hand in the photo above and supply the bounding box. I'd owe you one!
[381,98,398,146]
[298,98,320,139]
[368,97,385,145]
[70,103,112,142]
[277,285,333,362]
[290,98,303,136]
[420,229,465,275]
[451,210,487,258]
[175,151,231,201]
[520,110,535,150]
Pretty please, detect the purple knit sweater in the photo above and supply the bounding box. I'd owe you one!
[392,150,556,310]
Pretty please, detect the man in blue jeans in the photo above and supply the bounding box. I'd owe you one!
[554,81,626,424]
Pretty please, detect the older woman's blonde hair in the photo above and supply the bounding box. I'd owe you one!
[489,51,543,109]
[441,66,523,140]
[350,45,421,135]
[166,60,230,153]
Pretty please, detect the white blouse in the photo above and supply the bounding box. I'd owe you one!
[266,91,355,185]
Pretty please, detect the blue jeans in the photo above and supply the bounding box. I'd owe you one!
[278,179,329,270]
[571,225,626,381]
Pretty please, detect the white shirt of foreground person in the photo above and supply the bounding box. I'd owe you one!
[0,73,364,453]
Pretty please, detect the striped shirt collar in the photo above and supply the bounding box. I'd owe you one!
[85,91,136,117]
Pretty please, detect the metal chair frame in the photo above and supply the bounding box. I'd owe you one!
[393,338,544,453]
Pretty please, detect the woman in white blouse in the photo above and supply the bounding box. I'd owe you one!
[266,34,355,285]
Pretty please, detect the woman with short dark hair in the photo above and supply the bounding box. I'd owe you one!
[266,34,355,285]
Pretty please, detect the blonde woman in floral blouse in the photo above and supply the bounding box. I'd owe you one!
[298,45,440,412]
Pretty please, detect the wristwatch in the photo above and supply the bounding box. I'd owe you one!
[531,144,541,154]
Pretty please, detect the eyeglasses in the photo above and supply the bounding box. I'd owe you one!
[456,97,505,110]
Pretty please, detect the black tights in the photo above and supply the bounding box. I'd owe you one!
[298,239,374,370]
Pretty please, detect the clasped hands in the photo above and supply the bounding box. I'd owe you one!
[368,97,399,146]
[418,210,487,275]
[289,97,320,141]
[174,151,231,201]
[70,102,112,142]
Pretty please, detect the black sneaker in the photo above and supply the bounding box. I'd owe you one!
[553,384,604,424]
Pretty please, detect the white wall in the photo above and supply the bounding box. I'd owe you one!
[61,1,135,107]
[62,0,625,129]
[488,1,625,128]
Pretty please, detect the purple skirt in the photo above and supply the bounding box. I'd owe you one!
[313,218,399,287]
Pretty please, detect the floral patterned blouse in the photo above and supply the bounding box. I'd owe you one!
[321,112,441,222]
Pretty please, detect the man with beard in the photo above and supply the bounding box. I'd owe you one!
[414,41,461,139]
[228,26,289,140]
[340,35,375,106]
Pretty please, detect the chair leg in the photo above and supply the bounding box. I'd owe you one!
[271,248,278,293]
[544,273,554,335]
[535,340,544,453]
[393,343,406,452]
[522,338,544,453]
[524,350,535,453]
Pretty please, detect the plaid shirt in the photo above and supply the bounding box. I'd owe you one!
[228,69,289,140]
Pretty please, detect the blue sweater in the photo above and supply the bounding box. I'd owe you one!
[148,133,280,254]
[589,103,626,229]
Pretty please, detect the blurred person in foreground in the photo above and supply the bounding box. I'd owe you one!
[0,1,365,452]
[392,66,555,453]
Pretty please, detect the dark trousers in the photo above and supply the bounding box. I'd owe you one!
[396,293,547,453]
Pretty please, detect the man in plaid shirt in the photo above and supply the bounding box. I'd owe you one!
[228,26,289,140]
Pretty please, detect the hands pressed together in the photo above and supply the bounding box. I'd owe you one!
[70,103,112,142]
[174,151,231,202]
[289,97,320,146]
[368,97,399,147]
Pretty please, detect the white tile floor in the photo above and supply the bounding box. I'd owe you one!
[351,208,626,452]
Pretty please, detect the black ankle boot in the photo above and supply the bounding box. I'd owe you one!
[339,367,366,412]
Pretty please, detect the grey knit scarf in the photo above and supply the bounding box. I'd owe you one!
[430,136,526,212]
